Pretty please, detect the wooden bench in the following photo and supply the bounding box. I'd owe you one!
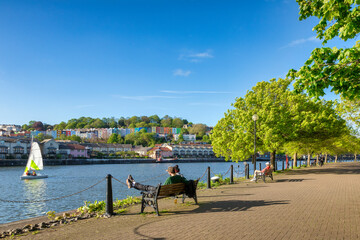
[255,169,274,183]
[140,180,198,216]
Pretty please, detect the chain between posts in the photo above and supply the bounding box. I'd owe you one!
[197,168,208,181]
[0,177,106,203]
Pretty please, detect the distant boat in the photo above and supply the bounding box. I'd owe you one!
[20,140,48,180]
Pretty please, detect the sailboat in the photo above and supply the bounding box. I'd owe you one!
[20,140,48,180]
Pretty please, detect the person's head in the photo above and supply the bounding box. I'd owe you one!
[167,166,176,175]
[174,165,180,173]
[266,162,270,166]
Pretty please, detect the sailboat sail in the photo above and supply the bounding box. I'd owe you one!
[24,142,43,173]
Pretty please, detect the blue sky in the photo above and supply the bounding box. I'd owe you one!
[0,0,356,127]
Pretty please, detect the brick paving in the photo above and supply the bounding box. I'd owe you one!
[8,162,360,239]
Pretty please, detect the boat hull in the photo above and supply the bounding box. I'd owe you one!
[20,175,48,180]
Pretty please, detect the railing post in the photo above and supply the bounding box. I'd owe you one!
[245,163,249,179]
[207,167,211,189]
[259,163,262,171]
[106,174,113,216]
[282,160,284,171]
[230,165,234,184]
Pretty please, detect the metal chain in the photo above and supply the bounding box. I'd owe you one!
[112,176,128,187]
[197,168,208,181]
[0,178,106,203]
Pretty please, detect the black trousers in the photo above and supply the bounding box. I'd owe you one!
[134,182,156,193]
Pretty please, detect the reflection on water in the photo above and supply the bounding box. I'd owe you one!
[22,179,47,217]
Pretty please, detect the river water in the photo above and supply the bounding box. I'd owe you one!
[0,159,313,225]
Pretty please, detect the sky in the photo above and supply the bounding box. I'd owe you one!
[0,0,356,127]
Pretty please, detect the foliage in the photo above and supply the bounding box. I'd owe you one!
[288,0,360,99]
[77,196,141,215]
[189,124,207,138]
[50,115,190,130]
[34,133,52,142]
[211,78,350,166]
[336,96,360,134]
[46,211,56,220]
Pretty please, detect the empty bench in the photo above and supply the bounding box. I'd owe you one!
[141,180,198,216]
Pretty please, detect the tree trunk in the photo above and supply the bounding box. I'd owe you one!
[270,150,276,171]
[325,154,328,163]
[293,152,297,167]
[335,155,338,163]
[307,153,311,167]
[316,154,319,166]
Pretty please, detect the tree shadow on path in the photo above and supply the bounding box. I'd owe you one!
[283,163,360,175]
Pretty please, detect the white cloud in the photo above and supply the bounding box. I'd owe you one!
[179,49,214,62]
[281,36,320,49]
[173,69,192,77]
[112,95,183,101]
[161,90,232,94]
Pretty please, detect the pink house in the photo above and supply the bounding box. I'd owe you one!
[68,144,89,158]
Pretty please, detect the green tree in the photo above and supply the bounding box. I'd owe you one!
[189,124,207,138]
[108,133,119,144]
[172,118,184,128]
[288,0,360,99]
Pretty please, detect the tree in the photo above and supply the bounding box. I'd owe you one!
[161,115,172,127]
[210,78,349,167]
[288,0,360,99]
[108,133,119,144]
[336,96,360,134]
[189,124,207,138]
[33,121,44,131]
[172,118,184,128]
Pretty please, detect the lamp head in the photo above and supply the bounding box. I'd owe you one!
[252,114,259,121]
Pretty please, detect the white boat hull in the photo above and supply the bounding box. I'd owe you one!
[20,174,48,180]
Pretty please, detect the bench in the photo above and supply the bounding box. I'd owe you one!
[140,180,198,216]
[255,169,274,183]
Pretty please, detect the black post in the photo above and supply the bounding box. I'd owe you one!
[106,174,113,216]
[282,160,284,171]
[230,165,234,184]
[207,167,211,189]
[259,162,262,171]
[245,163,249,179]
[291,160,293,169]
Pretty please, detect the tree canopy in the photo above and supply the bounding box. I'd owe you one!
[288,0,360,99]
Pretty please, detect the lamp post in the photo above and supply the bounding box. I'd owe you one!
[252,114,258,171]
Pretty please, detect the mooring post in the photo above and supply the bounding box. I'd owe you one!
[230,165,234,184]
[245,163,249,179]
[207,167,211,189]
[106,174,113,216]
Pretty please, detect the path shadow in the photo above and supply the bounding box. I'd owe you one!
[274,178,308,183]
[283,164,360,175]
[133,199,289,239]
[186,199,289,214]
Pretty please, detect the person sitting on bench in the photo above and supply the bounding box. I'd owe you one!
[250,162,271,182]
[126,166,188,193]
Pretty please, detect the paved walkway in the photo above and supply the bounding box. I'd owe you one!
[7,162,360,239]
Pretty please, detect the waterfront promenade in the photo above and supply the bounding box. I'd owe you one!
[3,162,360,239]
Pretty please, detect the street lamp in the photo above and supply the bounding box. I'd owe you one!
[252,114,259,170]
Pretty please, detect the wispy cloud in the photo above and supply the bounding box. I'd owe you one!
[161,90,232,94]
[173,69,192,77]
[112,95,183,101]
[179,49,214,62]
[281,36,320,49]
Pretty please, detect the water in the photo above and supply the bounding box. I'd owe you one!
[0,159,317,224]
